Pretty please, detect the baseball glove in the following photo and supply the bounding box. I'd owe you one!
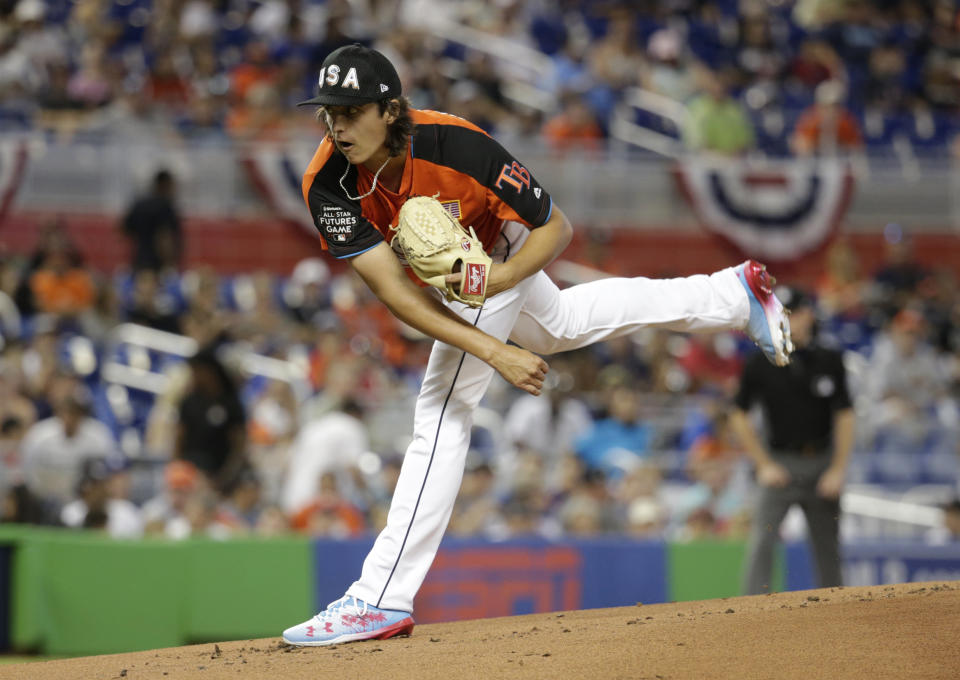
[392,196,492,308]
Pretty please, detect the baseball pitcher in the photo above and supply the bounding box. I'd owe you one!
[282,44,793,646]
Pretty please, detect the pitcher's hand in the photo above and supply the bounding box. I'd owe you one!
[445,262,517,300]
[488,344,548,395]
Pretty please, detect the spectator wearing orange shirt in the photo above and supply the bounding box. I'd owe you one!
[542,91,604,153]
[289,471,366,537]
[225,83,288,141]
[790,80,863,156]
[815,238,868,319]
[229,40,279,103]
[28,231,94,316]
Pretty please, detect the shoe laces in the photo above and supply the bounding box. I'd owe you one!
[313,595,369,623]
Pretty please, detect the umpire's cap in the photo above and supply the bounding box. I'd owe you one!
[776,285,815,312]
[298,44,401,107]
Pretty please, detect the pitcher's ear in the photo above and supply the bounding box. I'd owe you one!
[383,99,401,124]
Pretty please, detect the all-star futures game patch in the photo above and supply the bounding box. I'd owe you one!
[318,204,358,242]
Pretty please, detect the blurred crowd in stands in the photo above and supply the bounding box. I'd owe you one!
[0,178,958,543]
[0,0,959,544]
[2,0,960,154]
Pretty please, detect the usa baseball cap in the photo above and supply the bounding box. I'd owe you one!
[298,44,402,107]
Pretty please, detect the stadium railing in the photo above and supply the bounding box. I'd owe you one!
[7,133,958,230]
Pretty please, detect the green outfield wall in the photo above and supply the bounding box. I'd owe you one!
[0,529,800,656]
[667,539,783,601]
[0,527,312,655]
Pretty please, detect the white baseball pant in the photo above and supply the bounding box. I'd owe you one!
[346,223,751,612]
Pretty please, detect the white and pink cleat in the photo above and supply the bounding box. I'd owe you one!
[283,595,415,647]
[735,260,793,367]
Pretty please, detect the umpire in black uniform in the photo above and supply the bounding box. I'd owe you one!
[730,287,855,594]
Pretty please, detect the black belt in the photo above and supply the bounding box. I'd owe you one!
[772,444,827,458]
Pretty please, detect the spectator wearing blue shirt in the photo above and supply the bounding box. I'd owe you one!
[575,385,651,477]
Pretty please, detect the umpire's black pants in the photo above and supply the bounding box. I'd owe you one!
[742,453,842,595]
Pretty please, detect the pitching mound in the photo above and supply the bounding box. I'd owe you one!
[4,581,958,680]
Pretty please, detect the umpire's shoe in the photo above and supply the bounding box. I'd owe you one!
[282,595,415,647]
[736,260,793,366]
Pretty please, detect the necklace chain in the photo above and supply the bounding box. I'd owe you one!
[339,153,390,201]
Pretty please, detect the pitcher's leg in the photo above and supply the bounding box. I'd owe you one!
[346,346,491,611]
[510,267,749,355]
[346,284,534,612]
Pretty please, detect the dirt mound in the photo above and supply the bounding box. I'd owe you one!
[5,581,958,680]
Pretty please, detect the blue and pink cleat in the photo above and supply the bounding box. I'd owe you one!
[736,260,793,367]
[282,595,415,647]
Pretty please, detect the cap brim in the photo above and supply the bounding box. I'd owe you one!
[297,93,383,107]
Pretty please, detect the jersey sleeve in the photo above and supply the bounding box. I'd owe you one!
[416,119,553,228]
[303,144,384,259]
[479,134,553,228]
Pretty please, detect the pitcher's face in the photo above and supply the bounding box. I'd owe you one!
[322,103,390,165]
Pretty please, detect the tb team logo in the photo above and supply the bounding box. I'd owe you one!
[495,161,531,193]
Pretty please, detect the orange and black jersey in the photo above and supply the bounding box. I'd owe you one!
[301,109,553,260]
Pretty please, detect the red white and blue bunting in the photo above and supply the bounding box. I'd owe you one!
[242,145,319,235]
[673,157,856,262]
[0,138,30,222]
